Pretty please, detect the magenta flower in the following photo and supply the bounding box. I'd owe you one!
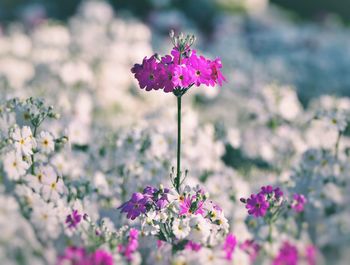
[306,245,317,265]
[179,195,204,215]
[131,56,161,91]
[130,34,225,93]
[185,241,202,252]
[118,192,149,220]
[57,247,86,265]
[240,239,260,262]
[172,65,195,88]
[209,58,226,86]
[90,250,114,265]
[274,187,284,200]
[246,193,269,217]
[65,209,82,229]
[273,242,298,265]
[222,233,237,261]
[118,228,139,262]
[291,193,307,213]
[57,247,114,265]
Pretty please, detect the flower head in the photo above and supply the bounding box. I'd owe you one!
[291,193,307,213]
[119,192,149,220]
[65,209,82,229]
[273,242,298,265]
[246,193,269,218]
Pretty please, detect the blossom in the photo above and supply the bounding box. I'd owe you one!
[179,195,204,216]
[130,34,225,93]
[90,249,114,265]
[10,126,36,156]
[65,209,82,229]
[119,192,149,220]
[131,55,161,91]
[273,242,298,265]
[185,241,202,252]
[188,215,211,243]
[222,233,237,261]
[57,246,86,265]
[240,239,260,262]
[118,228,139,262]
[291,194,307,213]
[57,247,114,265]
[246,193,269,217]
[37,131,55,154]
[172,64,195,88]
[172,218,190,240]
[3,150,29,180]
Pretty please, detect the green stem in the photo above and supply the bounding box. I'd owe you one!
[30,126,38,175]
[335,131,342,160]
[175,95,182,192]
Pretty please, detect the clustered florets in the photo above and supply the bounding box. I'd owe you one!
[131,46,225,93]
[241,185,307,218]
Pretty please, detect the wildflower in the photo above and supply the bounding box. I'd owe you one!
[90,249,114,265]
[172,218,190,240]
[240,239,260,262]
[131,55,161,91]
[65,209,82,229]
[57,246,86,265]
[3,150,29,180]
[291,194,307,213]
[185,241,202,252]
[119,192,149,220]
[118,228,139,262]
[273,242,298,265]
[179,195,204,216]
[188,215,211,243]
[37,131,55,154]
[222,233,237,261]
[246,193,269,217]
[10,126,36,156]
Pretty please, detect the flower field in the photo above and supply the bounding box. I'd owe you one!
[0,1,350,264]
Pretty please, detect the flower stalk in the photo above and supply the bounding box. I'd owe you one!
[175,94,182,193]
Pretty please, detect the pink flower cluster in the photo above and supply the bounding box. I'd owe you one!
[57,247,113,265]
[222,233,237,261]
[131,48,225,92]
[273,242,316,265]
[118,228,139,262]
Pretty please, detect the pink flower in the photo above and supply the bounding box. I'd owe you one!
[90,250,113,265]
[57,247,114,265]
[185,241,202,252]
[245,193,269,218]
[179,195,204,215]
[306,245,317,265]
[131,55,161,91]
[291,194,307,213]
[188,51,212,86]
[222,234,237,261]
[172,65,195,88]
[118,229,139,262]
[209,58,226,87]
[240,239,260,262]
[273,242,298,265]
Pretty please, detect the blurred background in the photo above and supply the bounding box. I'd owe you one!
[0,0,349,108]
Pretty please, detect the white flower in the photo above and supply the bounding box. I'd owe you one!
[188,215,211,244]
[172,218,190,240]
[41,172,65,202]
[37,131,55,154]
[28,165,56,192]
[11,126,36,156]
[141,211,160,236]
[31,199,60,240]
[4,150,29,180]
